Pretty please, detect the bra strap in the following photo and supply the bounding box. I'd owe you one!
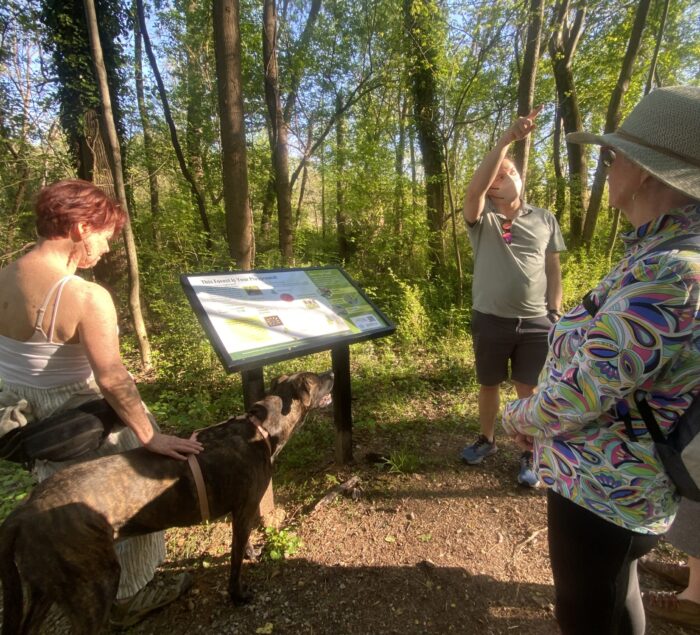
[35,276,79,342]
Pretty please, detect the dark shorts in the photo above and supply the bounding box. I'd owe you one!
[471,310,551,386]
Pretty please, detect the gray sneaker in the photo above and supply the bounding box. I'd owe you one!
[110,572,193,628]
[461,435,497,465]
[517,451,540,488]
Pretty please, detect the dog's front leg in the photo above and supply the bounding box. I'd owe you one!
[228,515,255,605]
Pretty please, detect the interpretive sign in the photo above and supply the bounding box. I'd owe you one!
[181,266,395,373]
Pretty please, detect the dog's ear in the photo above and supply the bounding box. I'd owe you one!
[270,375,288,390]
[249,404,268,422]
[297,374,314,408]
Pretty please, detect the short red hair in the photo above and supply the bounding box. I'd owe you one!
[35,179,126,239]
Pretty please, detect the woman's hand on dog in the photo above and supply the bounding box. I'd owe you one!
[145,431,203,460]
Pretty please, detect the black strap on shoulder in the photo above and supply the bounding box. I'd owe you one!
[582,290,599,317]
[633,394,666,444]
[616,400,637,440]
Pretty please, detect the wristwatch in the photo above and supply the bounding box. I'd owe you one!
[547,308,562,321]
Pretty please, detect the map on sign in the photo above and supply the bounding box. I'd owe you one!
[181,267,394,371]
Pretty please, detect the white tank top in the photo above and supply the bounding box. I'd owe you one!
[0,276,94,388]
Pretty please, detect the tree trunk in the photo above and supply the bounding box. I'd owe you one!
[606,207,621,261]
[394,93,407,234]
[549,0,587,246]
[404,0,446,274]
[513,0,544,187]
[186,1,206,196]
[262,0,293,264]
[335,93,350,261]
[295,122,314,227]
[320,144,326,238]
[214,0,254,269]
[83,0,152,371]
[136,0,212,249]
[295,164,309,228]
[409,123,418,219]
[260,175,275,237]
[133,3,160,244]
[552,108,567,222]
[582,0,652,247]
[645,0,670,95]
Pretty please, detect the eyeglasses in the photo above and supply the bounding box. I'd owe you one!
[500,218,513,245]
[601,147,616,168]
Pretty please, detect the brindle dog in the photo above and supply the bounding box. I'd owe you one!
[0,371,334,634]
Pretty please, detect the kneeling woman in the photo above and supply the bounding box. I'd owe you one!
[0,180,203,626]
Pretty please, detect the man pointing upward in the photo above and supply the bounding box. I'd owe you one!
[460,107,566,487]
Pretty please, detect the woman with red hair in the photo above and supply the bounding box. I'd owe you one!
[0,179,202,626]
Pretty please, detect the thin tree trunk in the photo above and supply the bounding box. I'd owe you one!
[444,145,463,307]
[645,0,670,94]
[394,93,407,234]
[262,0,293,264]
[552,109,566,222]
[295,121,314,228]
[214,0,254,269]
[409,124,418,219]
[136,0,212,249]
[513,0,544,186]
[335,93,350,261]
[133,3,160,244]
[583,0,652,247]
[295,164,308,228]
[320,143,326,238]
[186,1,206,195]
[84,0,151,370]
[606,207,621,261]
[549,0,587,246]
[260,176,276,238]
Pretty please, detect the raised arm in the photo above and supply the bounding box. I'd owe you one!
[463,106,542,225]
[77,282,203,460]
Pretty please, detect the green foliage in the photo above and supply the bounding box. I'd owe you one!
[359,270,431,346]
[382,447,421,474]
[0,462,34,523]
[262,526,303,561]
[39,0,131,166]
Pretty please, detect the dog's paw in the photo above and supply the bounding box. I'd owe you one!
[244,540,261,561]
[229,586,254,606]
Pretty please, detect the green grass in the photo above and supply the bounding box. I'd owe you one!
[0,462,35,522]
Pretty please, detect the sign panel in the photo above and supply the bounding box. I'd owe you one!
[181,266,395,372]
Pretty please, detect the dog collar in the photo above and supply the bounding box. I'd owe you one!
[187,454,211,522]
[249,415,272,457]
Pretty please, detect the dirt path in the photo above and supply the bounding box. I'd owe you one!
[124,431,688,635]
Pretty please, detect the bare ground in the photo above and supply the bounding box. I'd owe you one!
[115,421,690,635]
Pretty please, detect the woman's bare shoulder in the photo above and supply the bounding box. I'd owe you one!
[71,278,115,311]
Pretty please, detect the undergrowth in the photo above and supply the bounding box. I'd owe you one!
[0,244,613,523]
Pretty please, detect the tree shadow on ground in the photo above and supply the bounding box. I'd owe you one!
[154,556,559,635]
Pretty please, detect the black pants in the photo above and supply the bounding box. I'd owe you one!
[547,490,660,635]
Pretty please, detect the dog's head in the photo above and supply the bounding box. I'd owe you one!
[249,371,334,460]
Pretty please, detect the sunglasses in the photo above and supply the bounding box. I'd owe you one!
[601,147,616,168]
[500,218,513,245]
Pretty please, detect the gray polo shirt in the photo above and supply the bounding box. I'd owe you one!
[467,203,566,319]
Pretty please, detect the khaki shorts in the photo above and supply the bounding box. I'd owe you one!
[471,310,551,386]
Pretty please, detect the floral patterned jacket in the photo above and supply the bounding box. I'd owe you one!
[503,205,700,534]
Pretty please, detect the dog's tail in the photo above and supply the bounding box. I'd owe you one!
[0,516,23,635]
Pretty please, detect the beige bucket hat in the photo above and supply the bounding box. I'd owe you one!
[567,85,700,200]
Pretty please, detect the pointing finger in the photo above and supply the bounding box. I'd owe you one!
[527,104,543,120]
